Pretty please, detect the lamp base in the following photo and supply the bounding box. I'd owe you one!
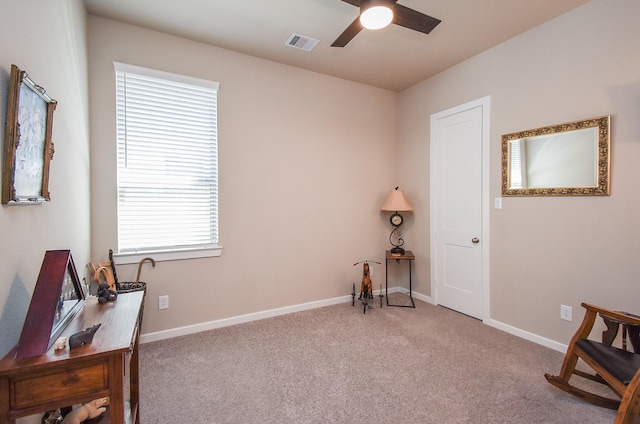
[390,246,405,255]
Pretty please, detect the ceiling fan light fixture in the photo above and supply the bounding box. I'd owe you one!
[360,4,393,30]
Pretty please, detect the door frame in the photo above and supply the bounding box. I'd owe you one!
[429,96,491,322]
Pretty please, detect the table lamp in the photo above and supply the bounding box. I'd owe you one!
[381,187,413,255]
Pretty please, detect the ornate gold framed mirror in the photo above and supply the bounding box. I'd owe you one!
[501,115,610,196]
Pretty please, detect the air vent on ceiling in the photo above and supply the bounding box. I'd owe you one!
[285,33,319,52]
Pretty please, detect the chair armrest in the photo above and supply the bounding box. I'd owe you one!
[582,303,640,327]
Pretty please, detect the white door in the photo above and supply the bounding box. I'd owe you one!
[430,97,489,320]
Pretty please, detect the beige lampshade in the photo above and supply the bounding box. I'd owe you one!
[380,188,413,212]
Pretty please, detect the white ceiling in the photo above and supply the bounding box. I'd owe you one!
[83,0,590,92]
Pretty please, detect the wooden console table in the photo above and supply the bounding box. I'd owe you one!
[0,291,144,424]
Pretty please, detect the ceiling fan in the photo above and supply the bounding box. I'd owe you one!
[331,0,441,47]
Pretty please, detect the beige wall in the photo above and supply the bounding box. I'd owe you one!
[0,0,90,357]
[399,0,640,344]
[87,17,397,336]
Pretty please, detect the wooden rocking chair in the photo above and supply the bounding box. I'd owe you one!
[545,303,640,424]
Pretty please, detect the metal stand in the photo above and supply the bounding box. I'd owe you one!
[385,250,416,308]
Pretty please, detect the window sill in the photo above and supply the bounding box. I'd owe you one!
[113,246,222,265]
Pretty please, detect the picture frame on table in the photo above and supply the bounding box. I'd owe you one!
[15,250,86,358]
[2,64,57,205]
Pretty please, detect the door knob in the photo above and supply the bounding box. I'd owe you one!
[472,237,480,244]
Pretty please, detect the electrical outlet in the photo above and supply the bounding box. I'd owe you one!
[560,305,572,321]
[159,295,169,310]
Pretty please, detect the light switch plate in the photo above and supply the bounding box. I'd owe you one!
[159,295,169,310]
[561,305,572,321]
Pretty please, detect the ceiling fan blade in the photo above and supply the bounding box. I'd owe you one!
[392,3,441,34]
[331,17,363,47]
[339,0,362,6]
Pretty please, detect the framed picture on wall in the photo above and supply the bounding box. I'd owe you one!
[2,64,57,205]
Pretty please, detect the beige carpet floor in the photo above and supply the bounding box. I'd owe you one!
[139,296,621,423]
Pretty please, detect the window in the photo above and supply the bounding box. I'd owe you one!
[509,139,526,189]
[114,62,220,262]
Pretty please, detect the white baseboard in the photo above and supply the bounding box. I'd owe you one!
[403,289,567,353]
[407,289,432,304]
[140,287,566,354]
[484,318,567,353]
[141,286,410,343]
[140,293,352,344]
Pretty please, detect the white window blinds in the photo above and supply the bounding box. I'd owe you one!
[509,139,527,189]
[114,62,219,254]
